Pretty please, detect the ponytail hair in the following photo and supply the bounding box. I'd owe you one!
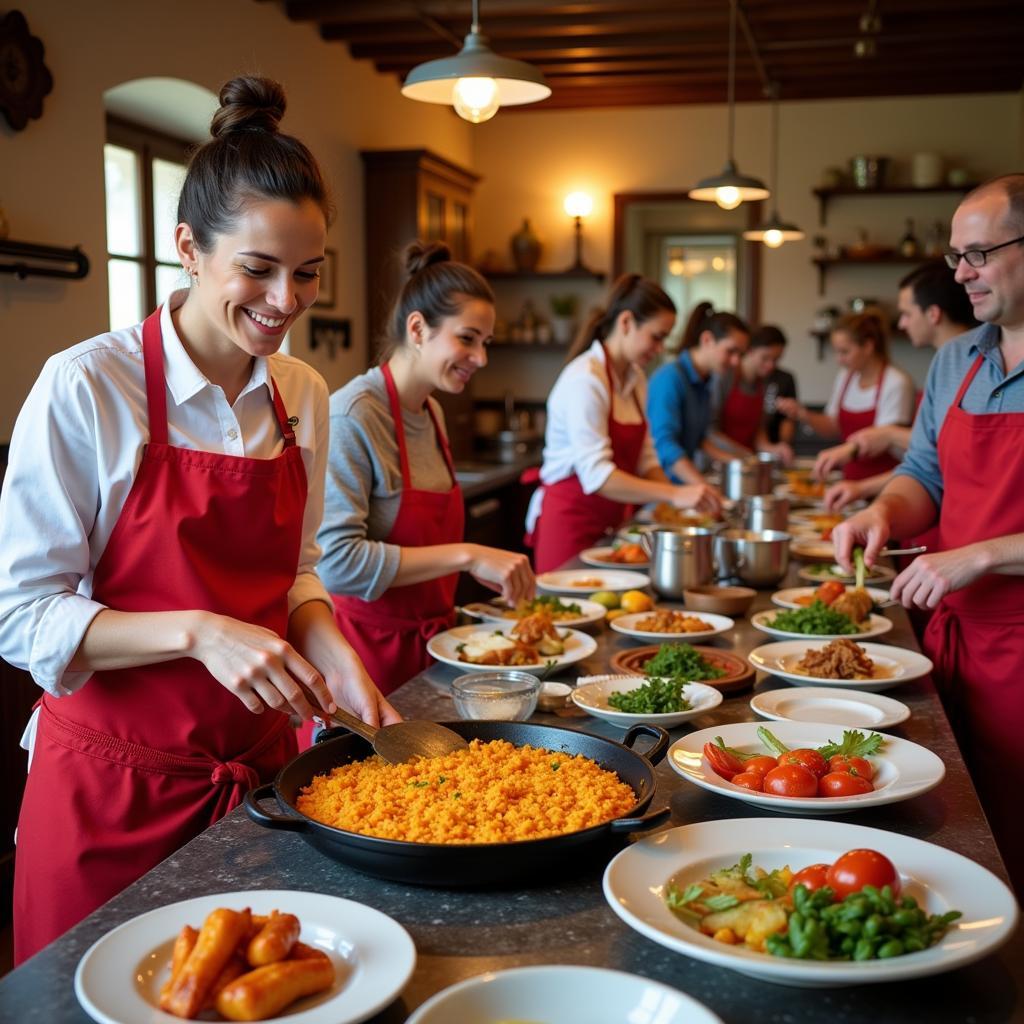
[833,310,889,360]
[378,240,495,362]
[682,301,750,349]
[566,273,676,363]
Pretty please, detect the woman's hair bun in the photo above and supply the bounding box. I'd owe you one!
[210,76,286,138]
[404,240,451,277]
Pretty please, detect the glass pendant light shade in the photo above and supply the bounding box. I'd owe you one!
[743,211,805,247]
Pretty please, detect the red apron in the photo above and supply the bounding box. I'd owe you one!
[837,366,900,481]
[331,363,464,697]
[720,375,764,449]
[923,352,1024,893]
[533,348,648,573]
[14,309,305,963]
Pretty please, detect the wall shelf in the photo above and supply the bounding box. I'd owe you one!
[0,239,90,281]
[811,184,978,226]
[811,255,934,296]
[482,267,606,282]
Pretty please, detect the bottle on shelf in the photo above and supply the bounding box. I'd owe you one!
[926,220,946,258]
[899,218,920,258]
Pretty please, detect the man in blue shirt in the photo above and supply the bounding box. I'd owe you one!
[834,174,1024,895]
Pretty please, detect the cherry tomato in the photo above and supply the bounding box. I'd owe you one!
[703,742,743,781]
[828,754,874,781]
[730,771,765,792]
[814,580,845,605]
[818,771,874,797]
[742,755,779,777]
[762,763,818,797]
[826,849,901,900]
[790,863,831,893]
[779,748,829,779]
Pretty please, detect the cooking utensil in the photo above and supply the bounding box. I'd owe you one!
[644,526,718,598]
[739,494,789,532]
[715,529,791,587]
[721,454,777,500]
[244,721,670,886]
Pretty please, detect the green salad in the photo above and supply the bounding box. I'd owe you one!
[644,642,726,681]
[766,600,860,636]
[608,676,692,714]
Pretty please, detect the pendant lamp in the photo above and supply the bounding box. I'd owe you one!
[689,0,770,209]
[743,85,804,247]
[401,0,550,123]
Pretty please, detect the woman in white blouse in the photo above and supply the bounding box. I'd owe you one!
[529,274,720,572]
[777,311,915,481]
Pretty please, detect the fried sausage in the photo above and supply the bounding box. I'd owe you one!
[166,907,252,1019]
[289,940,330,962]
[159,925,199,1009]
[246,911,300,966]
[215,957,335,1021]
[202,955,249,1010]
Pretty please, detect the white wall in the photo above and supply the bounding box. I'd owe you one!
[0,0,471,441]
[470,92,1021,403]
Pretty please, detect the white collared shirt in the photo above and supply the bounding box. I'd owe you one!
[0,290,332,699]
[526,341,659,531]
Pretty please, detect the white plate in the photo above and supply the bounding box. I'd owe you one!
[798,562,896,584]
[461,597,608,628]
[406,965,723,1024]
[667,721,944,815]
[426,624,598,674]
[750,686,911,729]
[536,568,651,593]
[579,545,651,570]
[609,610,734,641]
[791,538,842,560]
[748,640,933,693]
[771,586,892,609]
[74,890,415,1024]
[572,676,724,729]
[751,609,893,642]
[603,818,1018,987]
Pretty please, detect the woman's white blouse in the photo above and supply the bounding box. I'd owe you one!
[0,290,332,699]
[825,364,916,426]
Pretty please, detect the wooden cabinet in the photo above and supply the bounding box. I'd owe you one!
[361,149,479,459]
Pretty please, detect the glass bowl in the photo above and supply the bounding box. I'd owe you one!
[451,671,541,721]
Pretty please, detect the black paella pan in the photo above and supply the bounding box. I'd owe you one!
[244,720,670,886]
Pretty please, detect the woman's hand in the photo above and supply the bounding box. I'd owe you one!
[846,425,894,459]
[672,483,723,517]
[775,397,804,421]
[189,612,336,719]
[831,506,891,572]
[761,441,794,466]
[890,545,990,610]
[814,441,857,479]
[467,545,535,605]
[823,479,865,511]
[315,635,401,728]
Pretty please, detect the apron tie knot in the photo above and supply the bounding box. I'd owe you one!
[211,759,260,789]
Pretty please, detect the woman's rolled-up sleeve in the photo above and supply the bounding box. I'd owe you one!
[562,368,618,494]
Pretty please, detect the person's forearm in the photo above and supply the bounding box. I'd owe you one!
[598,468,678,505]
[669,455,704,485]
[68,609,201,672]
[977,533,1024,576]
[643,465,669,483]
[799,411,840,438]
[703,437,744,463]
[872,476,939,540]
[778,418,796,444]
[852,471,893,501]
[392,544,473,587]
[883,425,913,457]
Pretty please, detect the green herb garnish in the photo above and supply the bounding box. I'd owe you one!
[608,676,692,714]
[643,642,726,681]
[766,600,860,636]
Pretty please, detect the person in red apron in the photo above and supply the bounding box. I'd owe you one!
[778,312,915,481]
[0,77,394,964]
[832,176,1024,894]
[317,242,534,706]
[530,275,720,573]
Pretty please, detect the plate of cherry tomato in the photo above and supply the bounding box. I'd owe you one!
[668,721,944,815]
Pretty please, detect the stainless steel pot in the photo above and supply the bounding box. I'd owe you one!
[740,495,790,533]
[722,453,778,500]
[646,526,718,599]
[715,529,791,587]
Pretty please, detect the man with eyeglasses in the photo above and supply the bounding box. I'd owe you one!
[833,173,1024,895]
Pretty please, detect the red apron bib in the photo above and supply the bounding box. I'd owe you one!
[720,375,764,450]
[14,309,305,963]
[837,366,900,481]
[331,364,465,697]
[533,348,648,573]
[923,352,1024,892]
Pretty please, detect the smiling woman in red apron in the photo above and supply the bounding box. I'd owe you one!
[529,275,720,573]
[0,77,395,964]
[777,312,915,482]
[316,242,534,704]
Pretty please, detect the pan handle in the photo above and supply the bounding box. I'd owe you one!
[621,724,670,766]
[243,783,308,832]
[608,805,671,834]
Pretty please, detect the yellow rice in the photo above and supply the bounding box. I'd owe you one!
[295,738,636,844]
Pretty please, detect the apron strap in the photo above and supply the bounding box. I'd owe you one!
[142,308,169,445]
[269,377,298,447]
[602,343,646,427]
[382,361,457,489]
[838,363,887,419]
[952,353,985,410]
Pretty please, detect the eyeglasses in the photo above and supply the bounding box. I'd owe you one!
[943,233,1024,269]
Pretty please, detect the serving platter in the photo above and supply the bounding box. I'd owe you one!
[608,610,734,642]
[571,676,724,729]
[750,609,893,642]
[427,624,597,674]
[771,586,892,609]
[668,721,944,815]
[790,538,843,561]
[74,890,416,1024]
[609,644,754,693]
[536,568,651,594]
[798,562,896,584]
[579,545,650,570]
[603,818,1017,987]
[749,685,911,729]
[747,640,932,693]
[461,597,608,628]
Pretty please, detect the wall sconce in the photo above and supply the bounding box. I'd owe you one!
[564,191,594,271]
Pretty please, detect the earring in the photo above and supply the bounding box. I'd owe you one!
[187,266,199,286]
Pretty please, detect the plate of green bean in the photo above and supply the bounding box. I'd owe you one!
[751,607,893,641]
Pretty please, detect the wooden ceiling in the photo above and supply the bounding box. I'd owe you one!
[258,0,1023,110]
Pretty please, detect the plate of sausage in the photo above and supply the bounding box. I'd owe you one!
[74,890,415,1024]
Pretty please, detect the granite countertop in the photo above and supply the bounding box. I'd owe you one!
[2,566,1021,1022]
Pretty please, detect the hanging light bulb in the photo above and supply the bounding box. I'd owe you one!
[452,77,500,123]
[402,0,550,122]
[762,228,784,248]
[715,186,743,210]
